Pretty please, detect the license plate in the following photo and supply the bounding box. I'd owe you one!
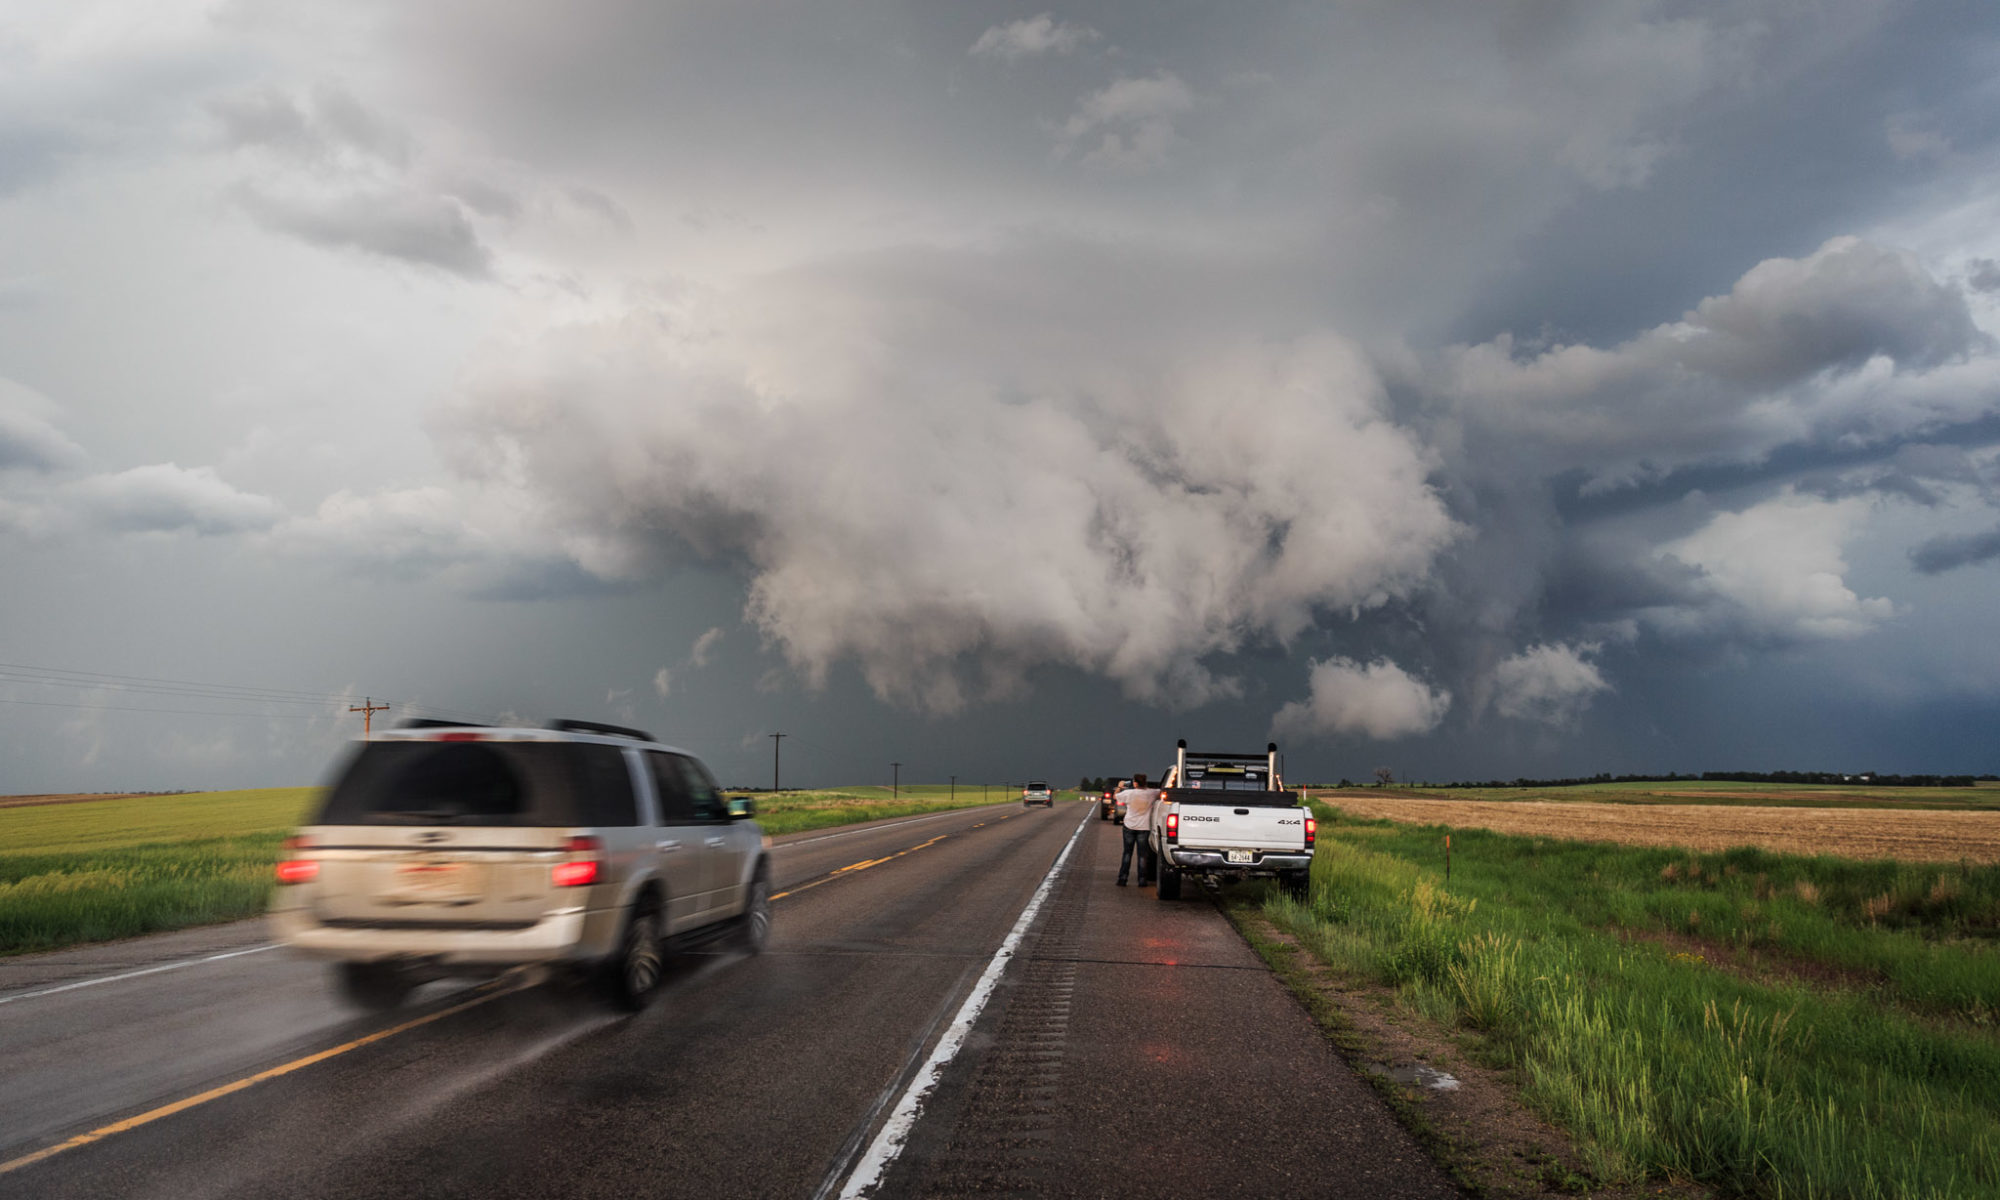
[1226,849,1254,864]
[393,861,480,904]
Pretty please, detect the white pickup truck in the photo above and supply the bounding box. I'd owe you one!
[1148,740,1314,901]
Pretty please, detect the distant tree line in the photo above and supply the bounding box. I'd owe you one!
[1432,771,1997,789]
[1079,777,1123,792]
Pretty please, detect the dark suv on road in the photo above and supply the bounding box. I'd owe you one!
[271,720,770,1012]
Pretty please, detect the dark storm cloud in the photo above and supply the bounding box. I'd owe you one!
[286,0,1997,746]
[1910,526,2000,575]
[9,0,2000,793]
[233,185,493,277]
[426,232,1461,713]
[209,85,411,166]
[0,393,84,472]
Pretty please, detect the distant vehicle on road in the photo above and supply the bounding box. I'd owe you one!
[1098,781,1130,822]
[1150,741,1314,901]
[270,719,769,1013]
[1022,780,1054,807]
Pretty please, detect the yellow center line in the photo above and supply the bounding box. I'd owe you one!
[769,834,948,901]
[0,982,516,1178]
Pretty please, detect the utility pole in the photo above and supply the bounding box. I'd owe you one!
[891,762,901,798]
[348,696,389,739]
[770,732,786,792]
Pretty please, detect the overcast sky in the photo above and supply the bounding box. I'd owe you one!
[4,0,1999,792]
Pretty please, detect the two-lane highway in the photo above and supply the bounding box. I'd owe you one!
[0,802,1458,1199]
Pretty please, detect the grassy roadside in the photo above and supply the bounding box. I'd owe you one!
[1258,805,2000,1198]
[1322,781,2000,811]
[0,784,1039,957]
[737,784,1035,837]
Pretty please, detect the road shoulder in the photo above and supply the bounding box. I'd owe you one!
[1227,903,1714,1200]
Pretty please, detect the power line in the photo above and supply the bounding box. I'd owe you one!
[0,661,504,727]
[0,662,363,705]
[0,696,336,719]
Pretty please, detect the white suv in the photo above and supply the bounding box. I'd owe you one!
[270,719,769,1012]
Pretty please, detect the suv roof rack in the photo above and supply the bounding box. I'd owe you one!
[548,719,656,742]
[398,718,491,729]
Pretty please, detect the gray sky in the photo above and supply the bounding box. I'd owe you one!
[4,0,1999,792]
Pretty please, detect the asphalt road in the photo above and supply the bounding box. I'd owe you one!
[0,801,1458,1199]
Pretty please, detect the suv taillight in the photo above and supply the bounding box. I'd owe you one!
[553,835,603,887]
[1304,812,1316,848]
[275,835,318,884]
[1165,811,1179,844]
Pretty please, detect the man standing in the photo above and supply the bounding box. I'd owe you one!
[1115,773,1162,887]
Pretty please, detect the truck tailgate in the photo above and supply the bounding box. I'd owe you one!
[1172,803,1306,851]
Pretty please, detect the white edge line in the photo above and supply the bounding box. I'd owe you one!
[836,806,1091,1199]
[0,943,279,1007]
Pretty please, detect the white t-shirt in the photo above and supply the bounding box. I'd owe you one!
[1119,787,1163,831]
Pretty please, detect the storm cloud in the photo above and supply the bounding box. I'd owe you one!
[3,0,2000,791]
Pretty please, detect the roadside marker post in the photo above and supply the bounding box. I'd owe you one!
[1445,833,1452,885]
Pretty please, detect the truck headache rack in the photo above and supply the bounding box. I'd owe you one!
[1173,739,1282,794]
[547,719,656,741]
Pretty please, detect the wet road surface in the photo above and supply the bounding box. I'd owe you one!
[0,802,1458,1199]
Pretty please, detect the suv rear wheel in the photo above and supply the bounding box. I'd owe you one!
[734,870,772,955]
[335,961,414,1011]
[601,904,664,1011]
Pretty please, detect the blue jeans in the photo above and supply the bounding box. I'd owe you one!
[1118,826,1155,885]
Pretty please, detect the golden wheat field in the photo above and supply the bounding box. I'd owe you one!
[1315,792,2000,863]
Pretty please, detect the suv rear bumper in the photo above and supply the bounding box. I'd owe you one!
[270,904,617,966]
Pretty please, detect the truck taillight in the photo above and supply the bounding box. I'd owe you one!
[553,835,603,887]
[1304,812,1316,848]
[276,835,318,884]
[1165,811,1179,844]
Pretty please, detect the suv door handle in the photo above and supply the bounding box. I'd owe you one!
[656,840,682,852]
[704,836,727,848]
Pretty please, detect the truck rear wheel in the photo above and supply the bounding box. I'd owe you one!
[1156,862,1182,901]
[1279,870,1311,901]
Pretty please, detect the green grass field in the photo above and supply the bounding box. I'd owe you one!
[736,783,1039,837]
[1354,780,2000,810]
[1254,804,2000,1198]
[0,788,318,956]
[0,783,1038,957]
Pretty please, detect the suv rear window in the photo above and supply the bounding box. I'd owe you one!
[315,740,638,828]
[1027,781,1049,790]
